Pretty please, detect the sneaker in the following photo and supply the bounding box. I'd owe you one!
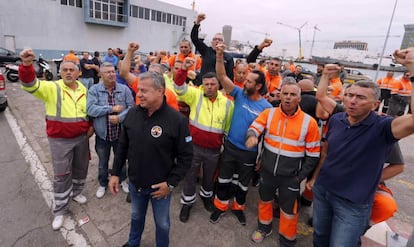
[200,196,214,212]
[251,229,272,243]
[72,194,87,204]
[232,210,246,226]
[52,215,64,230]
[209,208,225,224]
[179,204,192,223]
[96,186,106,199]
[121,180,129,193]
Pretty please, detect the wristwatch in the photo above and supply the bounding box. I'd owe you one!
[410,76,414,83]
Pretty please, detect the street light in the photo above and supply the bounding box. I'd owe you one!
[277,21,308,60]
[310,25,321,58]
[374,0,398,82]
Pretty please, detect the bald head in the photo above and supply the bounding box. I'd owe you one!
[298,79,315,92]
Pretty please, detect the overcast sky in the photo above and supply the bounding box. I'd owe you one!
[161,0,413,58]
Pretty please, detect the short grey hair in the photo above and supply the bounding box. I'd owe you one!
[282,76,296,84]
[139,72,165,91]
[100,62,114,71]
[59,60,79,74]
[281,77,301,94]
[352,80,381,100]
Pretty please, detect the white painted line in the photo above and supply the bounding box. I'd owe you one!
[4,108,90,247]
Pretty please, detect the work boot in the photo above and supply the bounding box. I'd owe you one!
[200,195,214,212]
[210,208,225,224]
[179,204,192,223]
[232,210,246,226]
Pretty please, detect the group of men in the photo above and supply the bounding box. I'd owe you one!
[16,10,414,247]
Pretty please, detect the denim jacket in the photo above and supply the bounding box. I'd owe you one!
[87,82,134,140]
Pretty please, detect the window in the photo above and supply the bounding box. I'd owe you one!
[69,0,75,6]
[85,0,127,27]
[156,11,162,22]
[76,0,82,7]
[61,0,68,5]
[138,7,143,18]
[172,15,177,25]
[167,13,171,24]
[162,12,167,23]
[178,16,182,26]
[144,8,150,20]
[182,17,186,27]
[94,1,101,19]
[131,5,138,18]
[151,9,156,21]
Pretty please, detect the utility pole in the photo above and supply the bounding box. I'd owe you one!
[375,0,398,82]
[310,25,321,58]
[277,21,307,60]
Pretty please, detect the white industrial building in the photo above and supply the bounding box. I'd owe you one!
[0,0,196,59]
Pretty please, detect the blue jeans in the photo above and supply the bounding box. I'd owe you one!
[79,77,94,89]
[95,136,126,187]
[312,183,372,247]
[128,182,171,247]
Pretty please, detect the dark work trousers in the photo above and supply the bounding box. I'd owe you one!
[215,140,257,210]
[49,134,89,216]
[181,144,221,205]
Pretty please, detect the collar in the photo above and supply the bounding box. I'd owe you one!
[340,111,377,127]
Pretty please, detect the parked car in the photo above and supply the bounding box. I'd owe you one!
[301,66,316,79]
[343,68,371,84]
[0,47,20,65]
[0,71,7,112]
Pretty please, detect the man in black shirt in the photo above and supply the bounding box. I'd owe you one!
[109,71,193,247]
[191,13,234,85]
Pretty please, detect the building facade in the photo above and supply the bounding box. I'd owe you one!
[222,25,232,47]
[401,24,414,50]
[334,40,368,51]
[0,0,196,59]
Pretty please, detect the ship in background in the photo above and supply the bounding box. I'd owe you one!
[309,40,407,72]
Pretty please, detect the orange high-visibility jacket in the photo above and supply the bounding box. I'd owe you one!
[377,77,395,90]
[265,73,282,93]
[390,77,412,96]
[248,107,320,180]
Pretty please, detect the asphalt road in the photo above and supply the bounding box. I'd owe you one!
[0,111,68,247]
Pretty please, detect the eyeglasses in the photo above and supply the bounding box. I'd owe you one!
[212,37,224,41]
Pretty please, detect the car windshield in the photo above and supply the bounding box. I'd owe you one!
[0,47,15,56]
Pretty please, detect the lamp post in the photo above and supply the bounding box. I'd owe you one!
[374,0,398,82]
[277,21,307,61]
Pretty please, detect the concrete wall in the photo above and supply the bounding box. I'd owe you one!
[0,0,196,59]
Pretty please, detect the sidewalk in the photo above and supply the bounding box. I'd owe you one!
[5,79,414,247]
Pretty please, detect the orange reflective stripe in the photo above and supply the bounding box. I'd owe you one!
[370,190,397,225]
[279,207,299,240]
[214,197,229,211]
[231,200,246,211]
[258,200,273,224]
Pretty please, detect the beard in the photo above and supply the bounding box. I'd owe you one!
[243,86,255,96]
